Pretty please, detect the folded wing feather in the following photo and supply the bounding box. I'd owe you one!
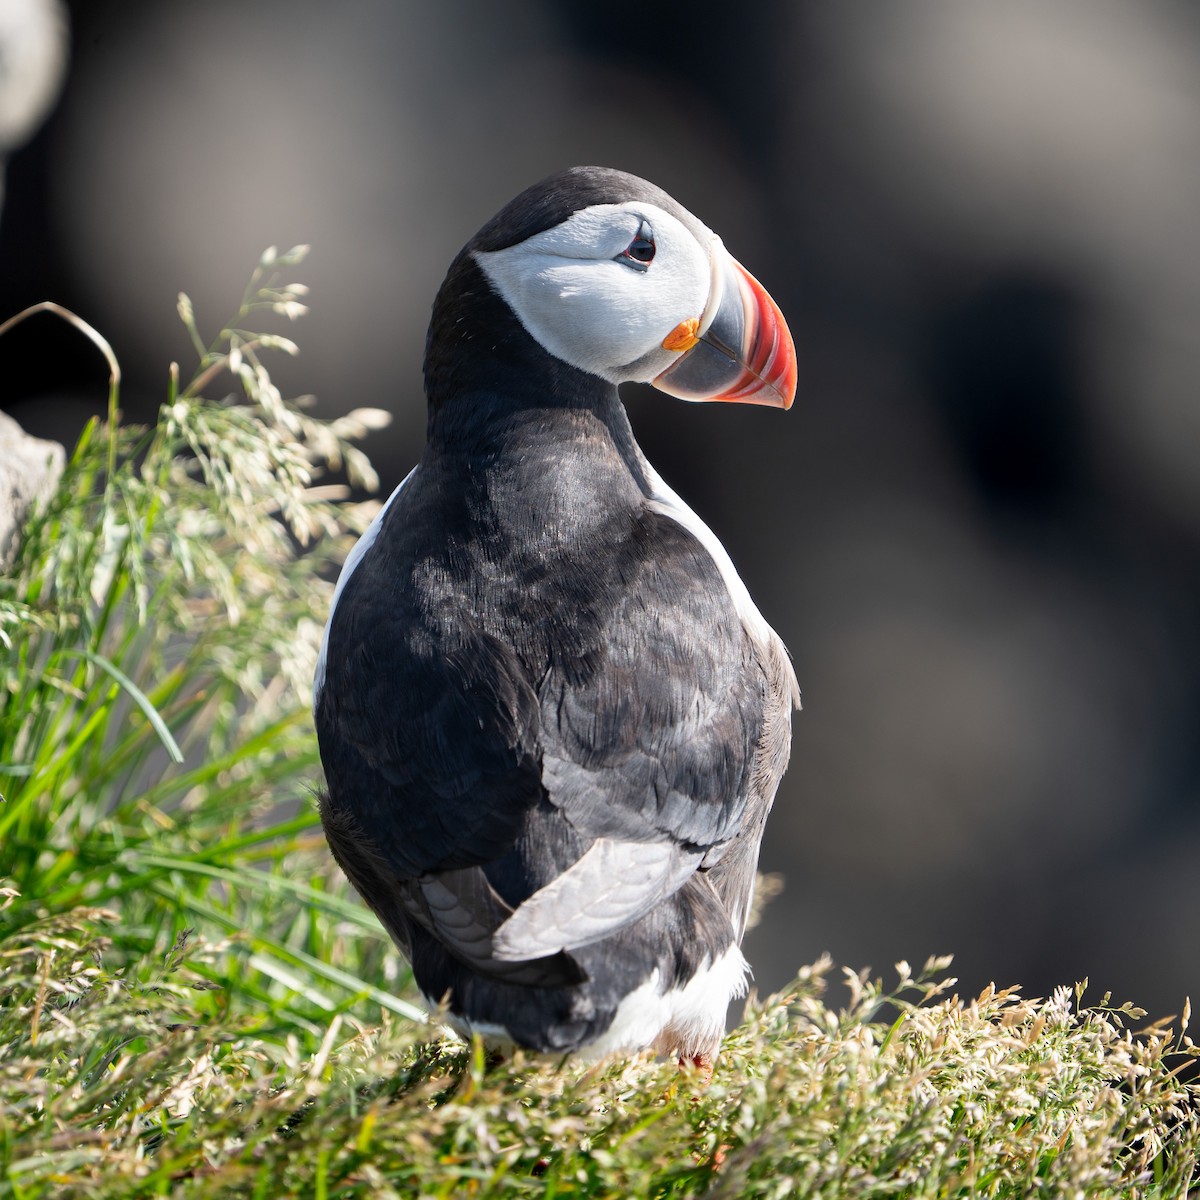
[491,837,703,960]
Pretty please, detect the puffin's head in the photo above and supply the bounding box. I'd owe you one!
[429,166,796,411]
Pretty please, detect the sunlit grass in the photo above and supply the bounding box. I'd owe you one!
[2,930,1196,1198]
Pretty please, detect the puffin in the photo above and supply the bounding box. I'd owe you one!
[314,166,799,1072]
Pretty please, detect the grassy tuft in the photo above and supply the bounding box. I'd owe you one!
[1,928,1197,1198]
[1,257,1197,1197]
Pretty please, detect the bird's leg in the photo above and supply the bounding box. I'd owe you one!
[676,1054,732,1170]
[677,1052,713,1085]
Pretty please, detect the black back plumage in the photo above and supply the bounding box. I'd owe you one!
[316,168,791,1053]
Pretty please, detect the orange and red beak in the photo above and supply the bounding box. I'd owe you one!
[653,252,796,410]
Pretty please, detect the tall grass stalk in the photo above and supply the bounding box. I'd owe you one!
[0,248,416,1036]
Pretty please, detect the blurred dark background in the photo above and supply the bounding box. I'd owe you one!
[2,0,1198,1018]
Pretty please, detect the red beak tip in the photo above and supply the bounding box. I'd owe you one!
[736,260,797,410]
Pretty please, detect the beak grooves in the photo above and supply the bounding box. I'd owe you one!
[653,255,796,410]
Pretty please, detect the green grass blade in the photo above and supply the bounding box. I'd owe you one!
[56,648,185,764]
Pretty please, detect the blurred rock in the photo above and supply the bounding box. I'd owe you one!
[782,0,1200,535]
[0,408,63,568]
[0,0,68,213]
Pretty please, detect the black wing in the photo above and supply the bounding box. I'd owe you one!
[316,471,769,976]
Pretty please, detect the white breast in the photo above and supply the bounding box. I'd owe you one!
[429,943,750,1062]
[312,467,415,709]
[639,460,775,648]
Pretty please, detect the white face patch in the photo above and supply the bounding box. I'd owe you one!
[473,202,715,384]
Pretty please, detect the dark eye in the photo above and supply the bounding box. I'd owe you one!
[616,220,655,270]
